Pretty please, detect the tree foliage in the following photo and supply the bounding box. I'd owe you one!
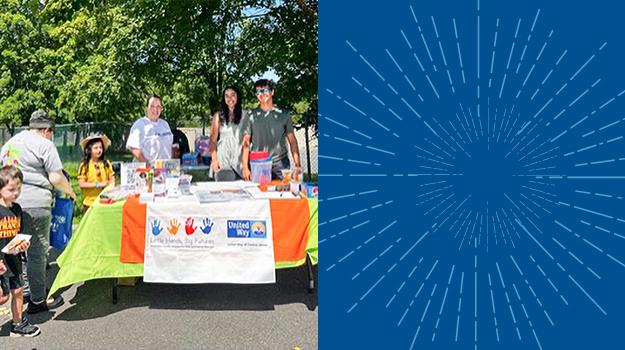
[0,0,317,130]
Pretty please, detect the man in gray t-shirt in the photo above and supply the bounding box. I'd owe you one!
[242,79,301,180]
[0,110,76,313]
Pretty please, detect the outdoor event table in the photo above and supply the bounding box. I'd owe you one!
[49,192,318,301]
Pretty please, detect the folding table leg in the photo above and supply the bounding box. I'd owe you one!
[112,278,118,304]
[306,254,315,293]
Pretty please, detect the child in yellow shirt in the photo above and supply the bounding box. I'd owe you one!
[77,134,115,213]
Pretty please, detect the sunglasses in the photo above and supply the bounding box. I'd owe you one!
[256,88,272,95]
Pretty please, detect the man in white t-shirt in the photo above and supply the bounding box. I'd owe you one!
[126,95,173,165]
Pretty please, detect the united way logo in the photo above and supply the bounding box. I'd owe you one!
[227,220,267,238]
[250,221,267,238]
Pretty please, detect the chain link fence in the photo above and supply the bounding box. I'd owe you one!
[0,122,318,175]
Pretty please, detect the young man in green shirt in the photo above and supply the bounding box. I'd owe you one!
[242,79,301,181]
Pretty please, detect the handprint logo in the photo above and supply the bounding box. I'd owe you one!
[185,217,197,235]
[167,218,180,235]
[150,219,163,236]
[200,218,214,235]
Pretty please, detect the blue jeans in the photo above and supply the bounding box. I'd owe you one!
[22,208,51,304]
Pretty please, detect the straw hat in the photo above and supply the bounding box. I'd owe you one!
[81,133,111,152]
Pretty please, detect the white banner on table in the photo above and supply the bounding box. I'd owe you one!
[144,199,275,284]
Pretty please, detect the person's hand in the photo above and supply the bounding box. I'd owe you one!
[211,159,221,173]
[242,168,251,181]
[185,217,197,235]
[68,190,77,201]
[18,240,30,252]
[0,259,7,275]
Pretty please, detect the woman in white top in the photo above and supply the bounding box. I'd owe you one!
[126,95,173,166]
[210,86,249,181]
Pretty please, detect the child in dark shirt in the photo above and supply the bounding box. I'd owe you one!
[0,165,40,337]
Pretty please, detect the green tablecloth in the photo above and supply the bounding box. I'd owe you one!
[49,198,318,297]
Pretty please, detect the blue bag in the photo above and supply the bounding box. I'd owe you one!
[50,197,74,250]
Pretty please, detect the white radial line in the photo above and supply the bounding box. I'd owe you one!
[431,265,456,342]
[494,262,523,340]
[455,110,474,143]
[459,102,479,139]
[434,195,471,232]
[507,95,553,149]
[516,196,540,220]
[421,180,448,187]
[400,29,441,99]
[574,158,620,168]
[511,282,544,350]
[501,207,522,239]
[448,120,470,146]
[466,213,482,249]
[417,114,458,154]
[323,114,374,140]
[505,193,544,236]
[351,76,404,122]
[386,257,424,309]
[526,144,559,163]
[457,211,476,249]
[319,201,393,226]
[415,153,455,167]
[431,16,456,93]
[424,137,455,159]
[531,49,567,101]
[452,18,467,83]
[487,273,501,342]
[431,115,471,157]
[516,219,608,315]
[385,49,419,93]
[561,133,625,158]
[319,220,370,246]
[492,214,506,246]
[520,191,552,215]
[574,189,623,200]
[488,18,500,89]
[330,220,396,272]
[556,219,625,270]
[552,89,625,143]
[515,29,554,100]
[321,154,385,168]
[400,259,439,327]
[474,255,478,350]
[408,283,440,349]
[504,113,521,143]
[325,88,396,137]
[528,192,555,206]
[477,0,481,134]
[432,199,459,222]
[529,255,569,305]
[498,105,516,143]
[519,139,551,162]
[549,42,608,100]
[496,211,516,248]
[400,97,450,141]
[582,116,625,138]
[409,6,438,71]
[345,40,400,96]
[498,18,522,99]
[455,271,465,342]
[515,9,541,74]
[449,208,469,235]
[468,106,484,139]
[551,234,601,280]
[522,152,558,169]
[425,193,456,216]
[416,193,445,207]
[414,144,445,160]
[506,121,540,157]
[350,236,401,282]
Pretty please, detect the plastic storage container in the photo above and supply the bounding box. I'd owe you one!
[250,157,272,185]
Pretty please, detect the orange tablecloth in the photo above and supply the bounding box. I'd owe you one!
[120,195,311,264]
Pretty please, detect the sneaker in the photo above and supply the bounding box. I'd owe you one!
[10,318,41,337]
[26,295,64,314]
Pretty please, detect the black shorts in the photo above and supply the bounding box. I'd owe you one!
[0,254,23,295]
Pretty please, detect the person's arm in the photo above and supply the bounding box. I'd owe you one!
[49,170,77,201]
[286,132,301,168]
[209,113,221,172]
[130,147,148,164]
[242,133,251,180]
